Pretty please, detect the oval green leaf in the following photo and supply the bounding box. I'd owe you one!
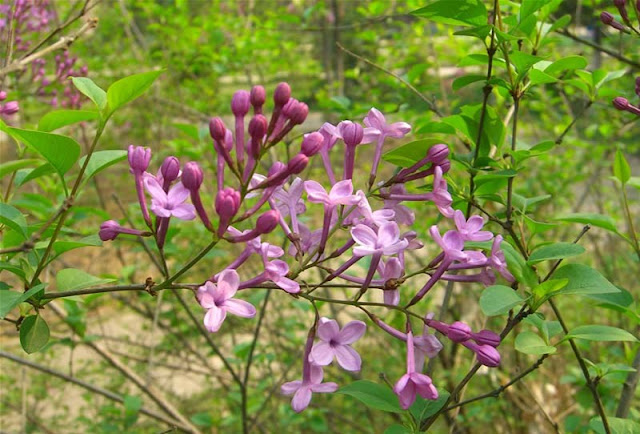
[527,242,586,264]
[564,325,638,342]
[480,285,527,316]
[337,380,402,413]
[515,331,556,355]
[8,128,81,178]
[38,110,100,132]
[20,314,50,354]
[106,70,163,114]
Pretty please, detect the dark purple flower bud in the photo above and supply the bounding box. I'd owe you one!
[475,344,501,367]
[274,82,291,107]
[428,144,449,165]
[472,330,501,347]
[289,102,308,125]
[231,90,250,117]
[282,98,298,118]
[182,162,203,191]
[340,121,364,147]
[160,156,180,184]
[99,220,121,241]
[601,11,615,24]
[127,145,151,173]
[614,0,629,20]
[439,160,451,173]
[256,210,280,234]
[248,114,268,142]
[250,85,266,110]
[0,91,6,101]
[447,321,472,343]
[1,101,19,115]
[269,161,287,177]
[301,132,324,156]
[613,97,629,110]
[287,153,309,175]
[209,117,227,142]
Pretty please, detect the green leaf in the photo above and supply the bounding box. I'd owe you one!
[384,424,411,434]
[0,159,41,178]
[190,412,213,427]
[500,241,538,288]
[564,325,638,342]
[0,284,46,319]
[515,331,556,355]
[544,56,588,76]
[529,69,557,84]
[453,25,492,40]
[554,213,618,233]
[71,77,107,110]
[452,74,486,91]
[106,70,163,114]
[78,150,128,181]
[474,169,517,186]
[520,0,550,21]
[20,314,50,353]
[412,0,487,27]
[123,395,143,428]
[56,268,116,292]
[546,14,571,34]
[480,285,526,316]
[552,264,620,296]
[52,235,102,257]
[0,203,28,239]
[613,149,631,185]
[410,391,450,421]
[510,51,543,74]
[382,139,442,167]
[8,128,81,178]
[590,417,640,434]
[530,279,568,309]
[527,242,585,264]
[337,380,402,413]
[16,163,56,186]
[38,110,100,132]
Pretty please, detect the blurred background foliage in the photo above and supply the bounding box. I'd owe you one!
[1,0,638,433]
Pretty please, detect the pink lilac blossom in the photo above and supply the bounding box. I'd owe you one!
[393,331,439,409]
[197,269,256,332]
[309,317,366,371]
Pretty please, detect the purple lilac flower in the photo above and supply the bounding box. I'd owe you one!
[393,331,439,409]
[144,176,196,220]
[453,210,493,241]
[309,317,366,371]
[363,107,411,185]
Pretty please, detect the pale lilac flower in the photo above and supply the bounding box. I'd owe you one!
[309,317,366,371]
[273,177,306,233]
[453,210,493,241]
[488,235,515,282]
[144,176,196,220]
[431,165,454,218]
[264,260,300,293]
[345,191,395,227]
[383,185,415,225]
[351,222,408,257]
[429,226,467,261]
[393,331,439,409]
[197,269,256,333]
[317,122,340,184]
[288,223,322,257]
[363,107,411,185]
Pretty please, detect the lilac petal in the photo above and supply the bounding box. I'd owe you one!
[311,382,338,393]
[333,345,362,371]
[171,203,196,220]
[266,259,289,276]
[361,127,380,144]
[364,107,385,129]
[217,269,239,300]
[264,244,285,258]
[414,334,443,359]
[351,224,377,247]
[281,380,302,396]
[197,285,216,309]
[381,239,408,256]
[203,306,226,332]
[336,320,366,344]
[167,182,190,204]
[289,177,305,197]
[317,318,340,341]
[453,210,466,231]
[384,289,400,306]
[309,364,325,384]
[291,387,312,412]
[442,230,464,251]
[144,176,167,201]
[413,376,438,400]
[353,246,377,256]
[223,299,257,318]
[329,179,354,200]
[393,375,415,410]
[275,276,300,294]
[395,204,415,225]
[309,341,335,366]
[304,180,329,203]
[385,258,403,279]
[470,231,493,242]
[150,203,171,218]
[466,215,485,232]
[388,122,411,137]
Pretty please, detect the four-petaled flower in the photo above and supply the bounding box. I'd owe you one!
[351,222,408,257]
[309,317,366,371]
[453,210,493,242]
[197,269,257,332]
[429,226,467,262]
[144,176,196,220]
[393,331,439,409]
[264,260,300,293]
[281,364,338,413]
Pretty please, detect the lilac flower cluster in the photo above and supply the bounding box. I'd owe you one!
[0,90,19,118]
[0,0,53,52]
[99,83,514,412]
[31,51,89,108]
[600,0,640,33]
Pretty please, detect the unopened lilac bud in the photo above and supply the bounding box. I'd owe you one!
[250,85,266,109]
[439,160,451,173]
[209,117,227,142]
[0,91,6,101]
[1,101,19,115]
[182,162,203,191]
[287,153,309,175]
[635,77,640,97]
[282,98,298,118]
[601,11,615,24]
[268,161,287,178]
[160,156,180,184]
[475,344,501,367]
[256,210,280,234]
[613,97,629,110]
[447,321,472,343]
[428,144,449,165]
[614,0,629,20]
[231,90,250,117]
[289,102,308,125]
[274,82,291,107]
[473,330,501,347]
[339,121,364,147]
[215,188,241,220]
[127,145,151,173]
[248,114,268,141]
[301,132,324,156]
[99,220,121,241]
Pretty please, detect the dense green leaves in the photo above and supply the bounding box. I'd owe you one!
[8,128,81,180]
[20,314,50,353]
[56,269,116,292]
[480,285,526,316]
[106,70,163,114]
[0,203,28,239]
[71,77,107,110]
[337,380,402,413]
[0,284,46,319]
[527,242,585,264]
[412,0,487,27]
